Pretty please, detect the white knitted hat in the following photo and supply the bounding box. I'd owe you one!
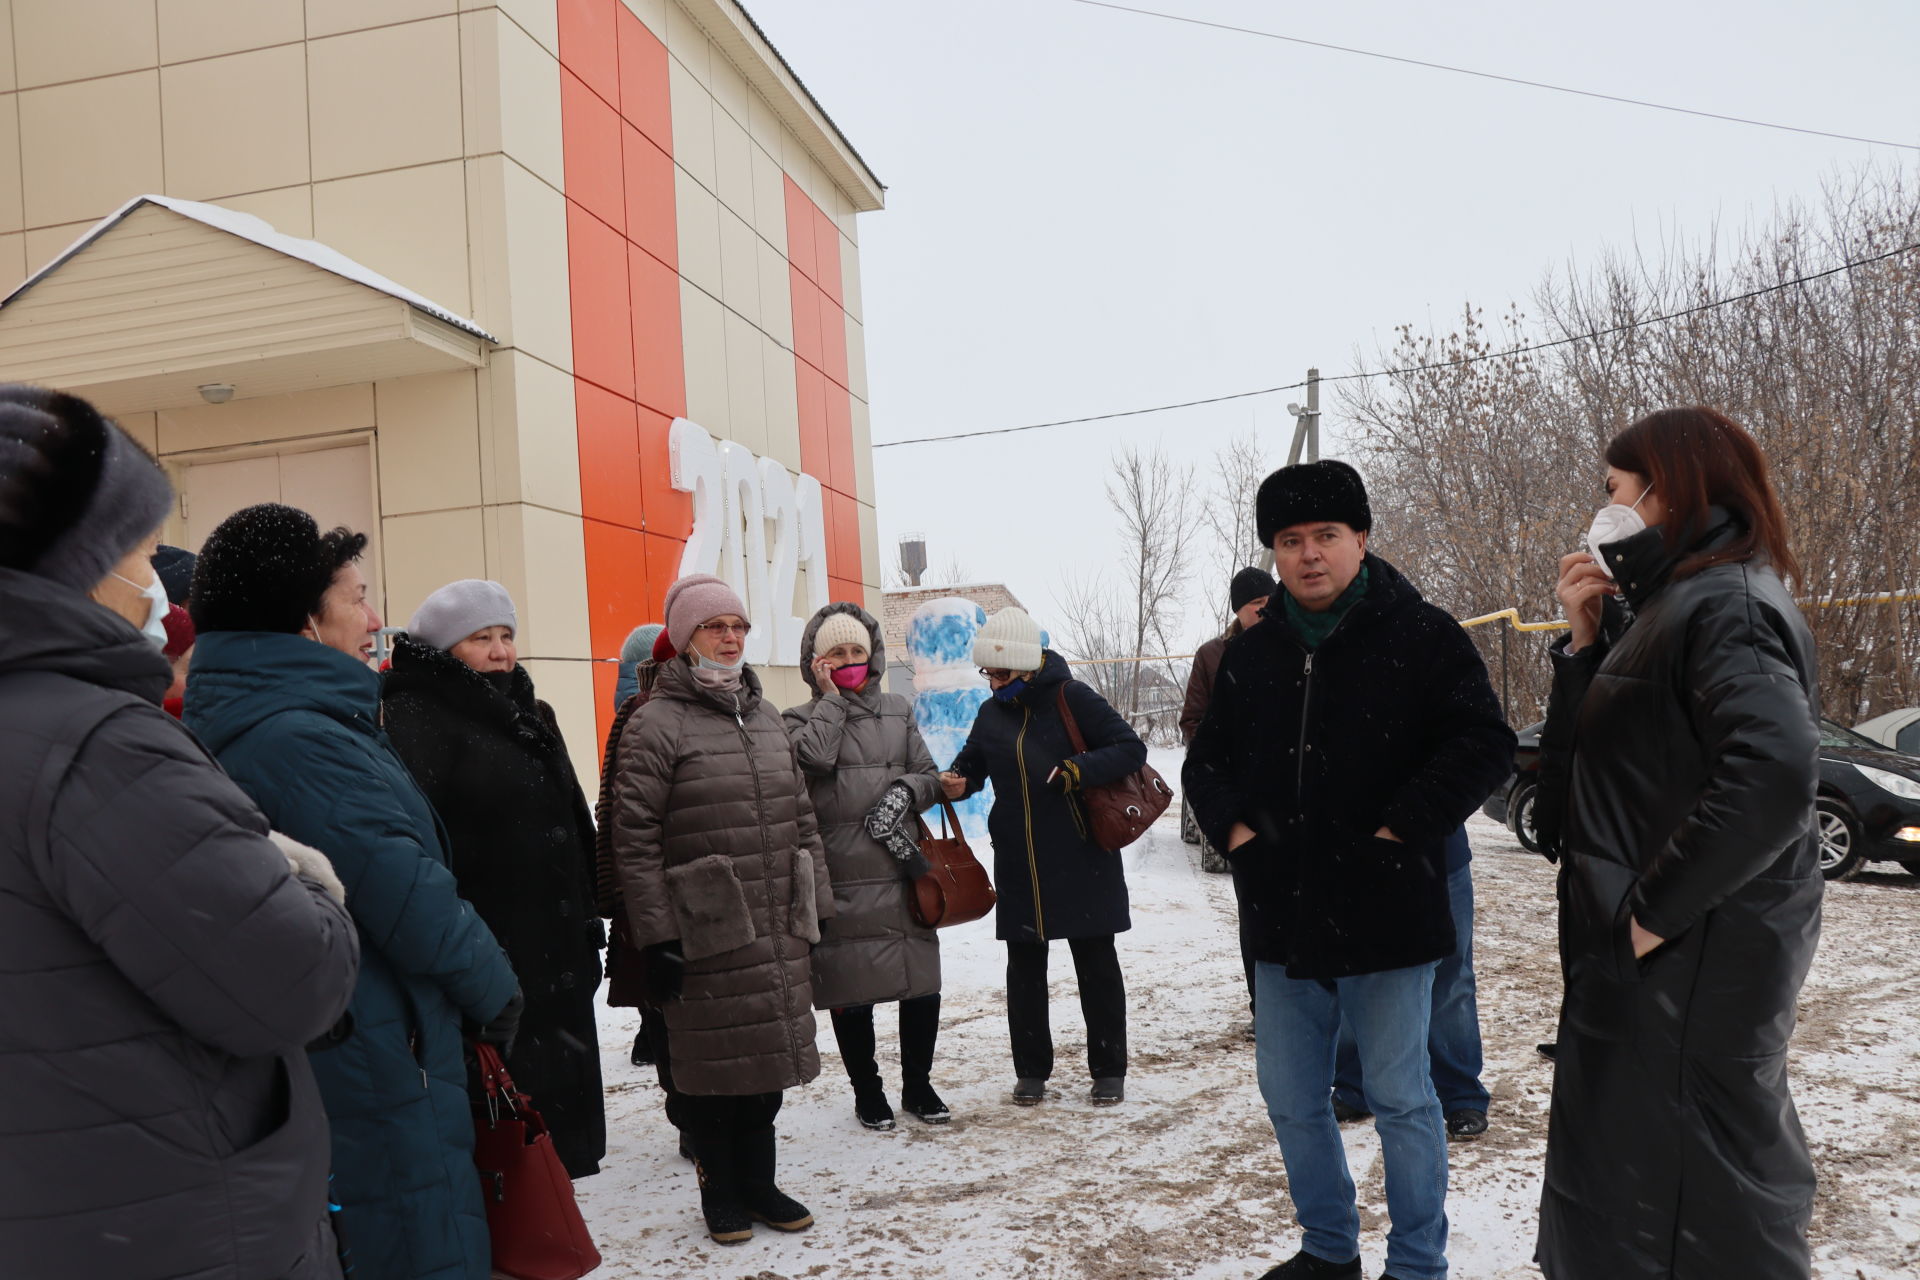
[811,611,871,659]
[972,606,1043,673]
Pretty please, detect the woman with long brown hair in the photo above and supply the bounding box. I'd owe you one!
[1533,406,1822,1279]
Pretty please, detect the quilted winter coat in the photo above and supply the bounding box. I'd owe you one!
[1533,512,1823,1280]
[186,631,519,1280]
[610,657,834,1095]
[0,569,360,1280]
[783,603,944,1008]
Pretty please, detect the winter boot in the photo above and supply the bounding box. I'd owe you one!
[899,994,949,1123]
[1257,1249,1362,1279]
[1011,1077,1047,1106]
[690,1137,752,1244]
[631,1028,652,1067]
[853,1081,896,1131]
[902,1081,950,1124]
[832,1005,891,1129]
[1090,1077,1125,1106]
[1445,1108,1488,1139]
[737,1126,813,1232]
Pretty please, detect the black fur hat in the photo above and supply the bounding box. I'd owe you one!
[1255,459,1372,547]
[190,503,368,635]
[0,384,172,590]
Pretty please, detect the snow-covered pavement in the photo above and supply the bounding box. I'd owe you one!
[576,754,1920,1279]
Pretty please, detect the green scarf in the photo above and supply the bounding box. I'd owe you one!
[1285,565,1370,651]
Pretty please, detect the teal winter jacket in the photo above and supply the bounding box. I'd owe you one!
[185,632,518,1280]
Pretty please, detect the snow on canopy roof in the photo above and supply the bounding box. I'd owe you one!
[1,194,497,343]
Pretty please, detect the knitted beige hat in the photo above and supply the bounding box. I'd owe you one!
[972,606,1043,673]
[811,611,870,659]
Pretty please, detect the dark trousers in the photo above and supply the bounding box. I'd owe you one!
[1005,935,1128,1080]
[644,1010,690,1133]
[831,993,941,1090]
[676,1090,783,1157]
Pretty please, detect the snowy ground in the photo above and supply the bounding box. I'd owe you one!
[576,749,1920,1279]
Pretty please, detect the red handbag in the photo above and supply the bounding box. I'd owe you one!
[1055,685,1173,851]
[910,799,998,928]
[472,1043,602,1280]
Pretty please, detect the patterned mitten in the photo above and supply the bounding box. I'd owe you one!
[866,780,931,878]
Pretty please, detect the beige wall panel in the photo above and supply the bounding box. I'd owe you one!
[745,89,782,159]
[14,0,157,89]
[117,411,158,454]
[0,97,20,234]
[757,665,807,714]
[525,653,598,786]
[314,161,471,315]
[755,238,792,350]
[20,71,163,228]
[747,145,786,255]
[845,310,869,403]
[156,383,375,455]
[158,0,304,64]
[464,8,563,190]
[708,49,749,128]
[464,156,511,345]
[212,186,314,237]
[308,0,456,40]
[499,159,573,369]
[162,44,310,200]
[832,186,858,244]
[667,58,715,192]
[717,207,758,327]
[673,176,721,299]
[22,221,95,271]
[663,2,710,86]
[478,348,580,513]
[309,17,463,182]
[849,395,874,507]
[760,333,800,474]
[0,233,26,296]
[498,501,590,659]
[722,309,765,456]
[0,1,15,94]
[382,505,488,628]
[712,108,753,223]
[841,235,863,323]
[618,0,667,40]
[488,0,559,56]
[857,500,879,589]
[376,370,482,514]
[679,278,727,435]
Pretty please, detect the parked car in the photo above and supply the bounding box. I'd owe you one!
[1482,719,1920,880]
[1856,707,1920,756]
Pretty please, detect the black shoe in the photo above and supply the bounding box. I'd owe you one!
[1090,1077,1124,1106]
[1011,1077,1047,1106]
[1257,1248,1363,1279]
[1331,1097,1371,1124]
[854,1083,896,1130]
[1446,1109,1488,1140]
[678,1132,694,1161]
[736,1125,813,1232]
[692,1154,752,1244]
[1536,1041,1559,1062]
[902,1082,951,1124]
[631,1029,653,1067]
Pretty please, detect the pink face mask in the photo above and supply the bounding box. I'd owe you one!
[829,663,870,691]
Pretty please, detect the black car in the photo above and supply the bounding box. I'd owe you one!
[1482,719,1920,880]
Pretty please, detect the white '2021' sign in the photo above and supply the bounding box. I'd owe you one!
[669,417,829,667]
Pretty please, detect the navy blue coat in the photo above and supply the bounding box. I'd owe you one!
[950,652,1148,942]
[187,632,518,1280]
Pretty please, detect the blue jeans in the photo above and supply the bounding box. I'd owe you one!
[1255,960,1449,1280]
[1334,862,1488,1113]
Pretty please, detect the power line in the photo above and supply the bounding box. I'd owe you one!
[1065,0,1920,154]
[873,238,1920,450]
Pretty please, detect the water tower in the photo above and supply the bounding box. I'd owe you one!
[899,533,928,586]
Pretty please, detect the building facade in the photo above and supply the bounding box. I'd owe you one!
[0,0,884,769]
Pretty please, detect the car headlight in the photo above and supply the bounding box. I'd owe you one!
[1852,763,1920,802]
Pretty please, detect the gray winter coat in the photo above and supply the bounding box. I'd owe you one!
[610,657,834,1095]
[784,603,943,1009]
[0,568,360,1280]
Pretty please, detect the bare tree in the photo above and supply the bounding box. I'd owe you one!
[1107,446,1198,727]
[1199,429,1269,632]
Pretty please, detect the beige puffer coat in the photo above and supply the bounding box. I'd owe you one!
[611,658,834,1096]
[784,603,944,1009]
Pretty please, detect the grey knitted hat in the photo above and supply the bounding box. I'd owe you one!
[621,623,664,664]
[0,385,172,591]
[408,579,517,651]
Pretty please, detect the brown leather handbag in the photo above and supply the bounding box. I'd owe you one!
[471,1043,602,1280]
[1055,685,1174,851]
[910,799,997,928]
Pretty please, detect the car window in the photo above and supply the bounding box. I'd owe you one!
[1821,719,1882,750]
[1900,722,1920,755]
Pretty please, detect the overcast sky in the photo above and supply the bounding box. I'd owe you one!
[748,0,1920,650]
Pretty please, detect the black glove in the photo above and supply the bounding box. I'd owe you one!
[1051,759,1083,793]
[641,942,685,1007]
[476,988,524,1054]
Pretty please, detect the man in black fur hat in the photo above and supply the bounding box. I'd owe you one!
[1184,459,1513,1280]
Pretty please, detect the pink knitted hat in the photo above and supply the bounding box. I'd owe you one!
[663,573,749,652]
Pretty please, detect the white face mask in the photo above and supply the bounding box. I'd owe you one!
[1585,485,1654,579]
[113,571,171,649]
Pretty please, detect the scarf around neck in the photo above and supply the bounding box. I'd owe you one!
[1285,564,1370,652]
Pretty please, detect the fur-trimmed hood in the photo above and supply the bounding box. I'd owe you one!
[797,601,886,698]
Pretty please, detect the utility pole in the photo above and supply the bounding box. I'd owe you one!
[1262,368,1323,571]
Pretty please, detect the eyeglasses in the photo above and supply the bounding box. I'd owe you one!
[696,622,752,637]
[978,668,1014,681]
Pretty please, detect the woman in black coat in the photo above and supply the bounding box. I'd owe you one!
[383,580,607,1179]
[1533,407,1822,1280]
[942,607,1148,1107]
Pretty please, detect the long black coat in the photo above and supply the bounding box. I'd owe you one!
[1183,555,1514,979]
[951,651,1148,943]
[1532,514,1822,1280]
[382,637,606,1179]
